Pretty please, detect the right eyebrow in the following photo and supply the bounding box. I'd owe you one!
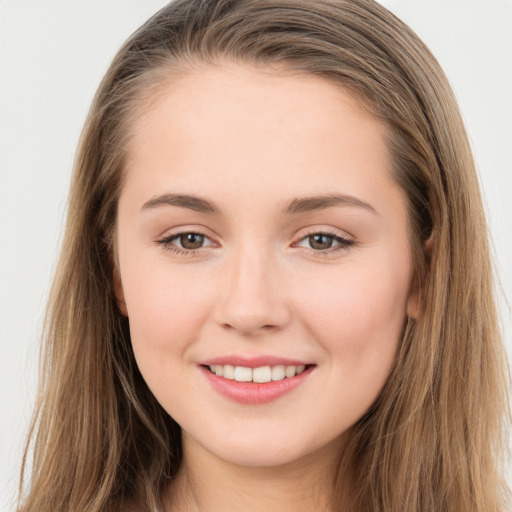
[141,193,222,215]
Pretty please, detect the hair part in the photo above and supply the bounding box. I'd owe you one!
[19,1,510,511]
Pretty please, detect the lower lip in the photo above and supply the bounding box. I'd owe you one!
[200,365,314,404]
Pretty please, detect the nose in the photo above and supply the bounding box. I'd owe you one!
[214,245,291,336]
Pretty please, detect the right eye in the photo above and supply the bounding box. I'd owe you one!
[156,231,215,255]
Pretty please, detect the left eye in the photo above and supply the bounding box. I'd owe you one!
[296,233,353,251]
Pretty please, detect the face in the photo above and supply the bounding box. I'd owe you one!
[115,63,418,468]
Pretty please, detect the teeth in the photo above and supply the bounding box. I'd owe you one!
[284,365,297,378]
[223,365,235,380]
[271,365,285,381]
[208,364,307,382]
[253,366,272,383]
[234,366,252,382]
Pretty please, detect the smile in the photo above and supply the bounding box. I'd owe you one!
[207,364,307,383]
[200,360,314,404]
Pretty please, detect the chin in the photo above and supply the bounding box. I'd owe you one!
[225,446,302,468]
[189,426,342,469]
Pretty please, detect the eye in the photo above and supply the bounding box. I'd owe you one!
[173,233,208,250]
[295,231,354,255]
[156,230,215,255]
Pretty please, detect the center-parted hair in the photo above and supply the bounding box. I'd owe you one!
[19,1,509,511]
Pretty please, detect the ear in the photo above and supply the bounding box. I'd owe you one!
[406,233,434,319]
[113,267,128,317]
[406,274,420,319]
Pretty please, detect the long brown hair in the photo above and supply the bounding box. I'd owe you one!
[18,1,510,511]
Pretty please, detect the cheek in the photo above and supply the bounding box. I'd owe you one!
[296,258,410,362]
[121,259,212,369]
[122,264,218,417]
[290,259,411,428]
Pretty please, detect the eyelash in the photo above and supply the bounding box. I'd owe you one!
[157,230,214,257]
[156,229,355,258]
[294,229,355,257]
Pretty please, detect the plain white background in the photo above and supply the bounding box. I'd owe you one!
[1,1,511,511]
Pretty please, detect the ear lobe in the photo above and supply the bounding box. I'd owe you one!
[406,275,420,319]
[113,267,128,317]
[406,233,434,319]
[424,232,434,254]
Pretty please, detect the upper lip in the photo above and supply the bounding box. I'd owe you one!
[200,355,312,368]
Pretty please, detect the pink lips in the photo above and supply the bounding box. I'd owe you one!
[201,355,310,368]
[199,356,314,405]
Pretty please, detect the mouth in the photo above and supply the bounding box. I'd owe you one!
[204,363,309,383]
[199,359,315,404]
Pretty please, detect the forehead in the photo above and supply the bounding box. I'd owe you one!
[128,62,382,152]
[122,62,400,218]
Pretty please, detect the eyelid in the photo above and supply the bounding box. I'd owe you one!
[155,227,218,256]
[155,226,355,258]
[295,226,354,242]
[292,228,355,255]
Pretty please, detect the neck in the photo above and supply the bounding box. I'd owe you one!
[165,432,348,512]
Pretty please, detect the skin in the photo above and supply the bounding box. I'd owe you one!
[115,62,418,512]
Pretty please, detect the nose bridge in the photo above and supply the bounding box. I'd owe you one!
[215,236,289,335]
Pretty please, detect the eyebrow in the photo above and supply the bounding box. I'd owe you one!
[142,193,222,214]
[284,194,377,215]
[141,192,377,216]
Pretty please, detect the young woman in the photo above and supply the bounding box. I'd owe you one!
[18,1,510,511]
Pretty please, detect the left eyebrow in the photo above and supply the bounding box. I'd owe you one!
[283,194,378,215]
